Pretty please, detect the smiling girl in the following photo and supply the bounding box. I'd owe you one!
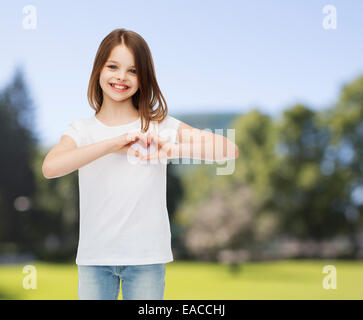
[42,28,238,300]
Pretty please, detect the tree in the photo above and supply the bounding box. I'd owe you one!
[324,75,363,256]
[177,110,279,261]
[270,104,350,241]
[0,66,38,249]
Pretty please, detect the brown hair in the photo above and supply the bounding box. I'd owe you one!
[87,28,168,132]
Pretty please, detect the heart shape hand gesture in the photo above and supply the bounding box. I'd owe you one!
[140,131,178,163]
[111,131,150,158]
[111,130,178,164]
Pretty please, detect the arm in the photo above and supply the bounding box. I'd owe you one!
[175,121,239,161]
[142,121,239,162]
[42,136,115,179]
[42,132,147,179]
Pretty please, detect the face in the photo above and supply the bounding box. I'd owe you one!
[99,44,139,102]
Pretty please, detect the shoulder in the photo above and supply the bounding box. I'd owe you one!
[69,116,95,130]
[153,114,204,144]
[150,114,182,144]
[155,114,181,129]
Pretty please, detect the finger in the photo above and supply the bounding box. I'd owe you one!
[149,132,169,148]
[145,133,152,149]
[140,148,168,162]
[127,131,148,148]
[125,146,141,158]
[147,134,151,147]
[119,144,140,157]
[141,152,158,161]
[136,132,149,149]
[125,133,139,145]
[152,134,174,157]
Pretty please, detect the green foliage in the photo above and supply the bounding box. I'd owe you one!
[339,75,363,105]
[0,66,38,250]
[178,75,363,259]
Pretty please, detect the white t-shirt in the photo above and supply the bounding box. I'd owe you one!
[62,114,181,265]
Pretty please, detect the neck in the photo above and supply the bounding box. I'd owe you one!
[98,95,139,120]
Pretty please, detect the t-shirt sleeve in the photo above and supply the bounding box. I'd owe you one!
[160,115,181,144]
[62,121,82,147]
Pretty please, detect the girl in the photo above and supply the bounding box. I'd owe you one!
[42,28,238,300]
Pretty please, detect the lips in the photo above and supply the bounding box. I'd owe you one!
[109,83,130,92]
[110,83,129,88]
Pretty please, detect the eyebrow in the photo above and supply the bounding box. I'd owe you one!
[106,60,135,68]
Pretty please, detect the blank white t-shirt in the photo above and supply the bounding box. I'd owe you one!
[62,114,181,265]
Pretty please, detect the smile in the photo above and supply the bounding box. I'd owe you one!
[109,83,129,92]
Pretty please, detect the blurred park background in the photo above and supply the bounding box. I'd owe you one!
[1,1,363,299]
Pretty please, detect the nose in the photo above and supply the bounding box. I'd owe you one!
[116,69,128,81]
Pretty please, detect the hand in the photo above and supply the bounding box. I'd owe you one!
[110,131,149,158]
[140,131,179,163]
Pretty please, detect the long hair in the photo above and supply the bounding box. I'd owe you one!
[87,28,168,132]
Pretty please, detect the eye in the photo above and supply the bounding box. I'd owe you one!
[107,65,136,74]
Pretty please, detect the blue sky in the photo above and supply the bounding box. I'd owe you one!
[1,0,362,148]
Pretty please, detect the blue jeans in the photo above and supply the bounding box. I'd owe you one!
[77,263,166,300]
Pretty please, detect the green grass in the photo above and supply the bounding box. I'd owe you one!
[0,260,362,300]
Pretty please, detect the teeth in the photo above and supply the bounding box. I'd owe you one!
[113,84,128,89]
